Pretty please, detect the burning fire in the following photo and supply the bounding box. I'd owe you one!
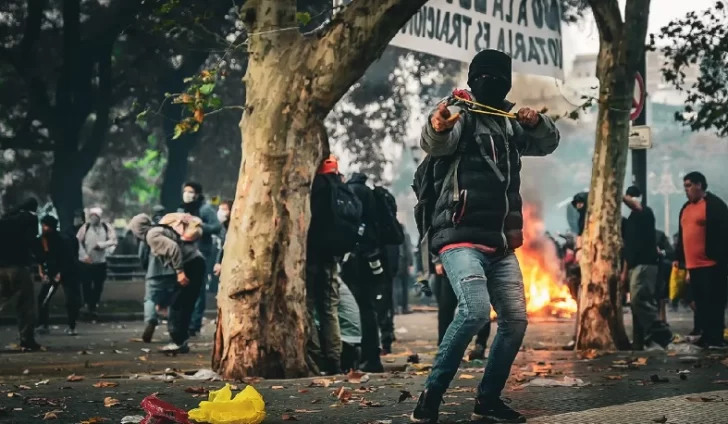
[492,203,578,319]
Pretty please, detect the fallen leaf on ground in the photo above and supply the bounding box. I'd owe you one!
[243,377,263,385]
[66,374,84,382]
[360,400,382,407]
[578,349,602,360]
[7,392,20,398]
[332,386,351,402]
[297,389,309,394]
[612,360,628,365]
[282,414,298,421]
[652,416,667,423]
[347,370,369,384]
[43,412,58,420]
[17,385,31,390]
[93,382,118,388]
[103,397,120,408]
[604,375,623,380]
[271,386,285,390]
[184,387,208,394]
[686,396,725,402]
[633,357,648,366]
[458,374,475,380]
[80,418,107,424]
[293,409,321,413]
[398,390,412,403]
[310,378,332,388]
[35,380,50,386]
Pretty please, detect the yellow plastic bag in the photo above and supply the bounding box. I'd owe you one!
[188,383,266,424]
[669,265,687,302]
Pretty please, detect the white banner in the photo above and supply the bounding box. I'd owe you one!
[335,0,564,80]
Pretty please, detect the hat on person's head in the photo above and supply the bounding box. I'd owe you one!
[317,154,339,175]
[40,215,58,229]
[626,186,642,198]
[467,49,512,86]
[89,207,103,217]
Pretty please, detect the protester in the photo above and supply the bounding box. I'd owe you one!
[675,172,728,348]
[410,49,560,424]
[305,156,345,375]
[179,182,221,337]
[36,215,83,335]
[77,207,117,319]
[129,213,205,353]
[571,192,588,236]
[212,200,233,279]
[0,198,41,350]
[431,260,491,360]
[343,172,386,373]
[138,205,177,343]
[622,186,673,350]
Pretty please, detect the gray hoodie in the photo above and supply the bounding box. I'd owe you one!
[128,214,202,272]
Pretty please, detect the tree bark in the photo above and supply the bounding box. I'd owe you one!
[213,0,428,379]
[576,0,651,350]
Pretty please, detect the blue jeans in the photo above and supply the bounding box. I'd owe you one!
[144,276,177,325]
[425,248,528,399]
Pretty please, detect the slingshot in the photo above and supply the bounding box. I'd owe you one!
[452,95,516,119]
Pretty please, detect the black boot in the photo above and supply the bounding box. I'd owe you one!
[410,390,441,424]
[468,344,486,361]
[142,322,156,343]
[472,396,526,423]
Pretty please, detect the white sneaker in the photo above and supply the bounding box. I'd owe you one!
[65,328,78,336]
[644,342,665,352]
[159,342,190,354]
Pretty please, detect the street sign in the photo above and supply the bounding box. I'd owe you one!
[630,72,646,121]
[629,125,652,149]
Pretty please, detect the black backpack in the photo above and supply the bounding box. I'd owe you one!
[372,186,405,246]
[317,177,363,257]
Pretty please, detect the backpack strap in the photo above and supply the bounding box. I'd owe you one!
[440,111,470,203]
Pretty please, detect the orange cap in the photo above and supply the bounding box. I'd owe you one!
[317,154,339,175]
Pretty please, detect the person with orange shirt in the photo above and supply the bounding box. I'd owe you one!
[675,172,728,348]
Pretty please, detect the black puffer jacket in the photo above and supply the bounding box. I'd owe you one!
[347,173,380,251]
[420,97,560,253]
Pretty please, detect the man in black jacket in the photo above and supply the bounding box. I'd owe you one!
[0,198,41,350]
[410,49,560,424]
[343,172,386,373]
[675,172,728,348]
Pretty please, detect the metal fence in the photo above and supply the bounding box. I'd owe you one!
[106,254,144,281]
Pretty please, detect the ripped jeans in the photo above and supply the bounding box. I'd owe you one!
[424,248,528,399]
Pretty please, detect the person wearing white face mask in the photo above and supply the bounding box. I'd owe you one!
[177,182,221,337]
[213,200,232,279]
[76,207,117,320]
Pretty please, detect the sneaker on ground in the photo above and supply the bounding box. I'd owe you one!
[159,342,190,354]
[468,344,487,361]
[20,340,42,351]
[65,327,77,336]
[472,396,526,423]
[142,323,156,343]
[410,390,441,424]
[644,343,665,352]
[35,326,50,335]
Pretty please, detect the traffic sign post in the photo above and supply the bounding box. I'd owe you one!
[629,125,652,149]
[631,72,646,121]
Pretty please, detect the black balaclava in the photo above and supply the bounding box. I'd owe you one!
[467,49,513,106]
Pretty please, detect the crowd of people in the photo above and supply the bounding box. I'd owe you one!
[1,48,727,424]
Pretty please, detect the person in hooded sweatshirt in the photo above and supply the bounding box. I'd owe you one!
[129,213,205,353]
[178,181,221,336]
[77,207,117,319]
[410,49,560,424]
[138,205,177,343]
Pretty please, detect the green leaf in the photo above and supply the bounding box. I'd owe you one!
[173,124,185,139]
[199,83,216,95]
[206,96,223,109]
[296,11,311,26]
[136,109,149,123]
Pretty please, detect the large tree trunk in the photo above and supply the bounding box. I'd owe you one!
[213,0,428,379]
[160,132,197,211]
[577,0,650,350]
[50,151,85,231]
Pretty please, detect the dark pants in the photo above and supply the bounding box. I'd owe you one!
[190,249,213,332]
[342,255,383,366]
[377,273,395,350]
[630,264,673,348]
[37,277,81,329]
[306,257,342,374]
[0,266,36,343]
[432,273,491,347]
[394,274,411,313]
[81,263,107,312]
[690,265,728,346]
[168,258,205,345]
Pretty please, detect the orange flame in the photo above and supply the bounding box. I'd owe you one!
[491,203,578,319]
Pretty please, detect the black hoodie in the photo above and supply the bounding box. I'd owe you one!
[347,173,380,250]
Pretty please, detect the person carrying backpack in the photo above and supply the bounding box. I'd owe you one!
[138,205,177,343]
[410,49,560,424]
[129,213,205,354]
[76,207,117,319]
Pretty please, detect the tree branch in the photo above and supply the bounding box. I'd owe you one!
[621,0,651,70]
[587,0,623,44]
[306,0,429,111]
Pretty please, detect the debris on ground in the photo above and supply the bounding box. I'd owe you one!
[120,416,144,424]
[518,376,589,388]
[188,383,266,424]
[140,395,191,424]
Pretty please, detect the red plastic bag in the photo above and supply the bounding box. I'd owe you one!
[140,396,191,424]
